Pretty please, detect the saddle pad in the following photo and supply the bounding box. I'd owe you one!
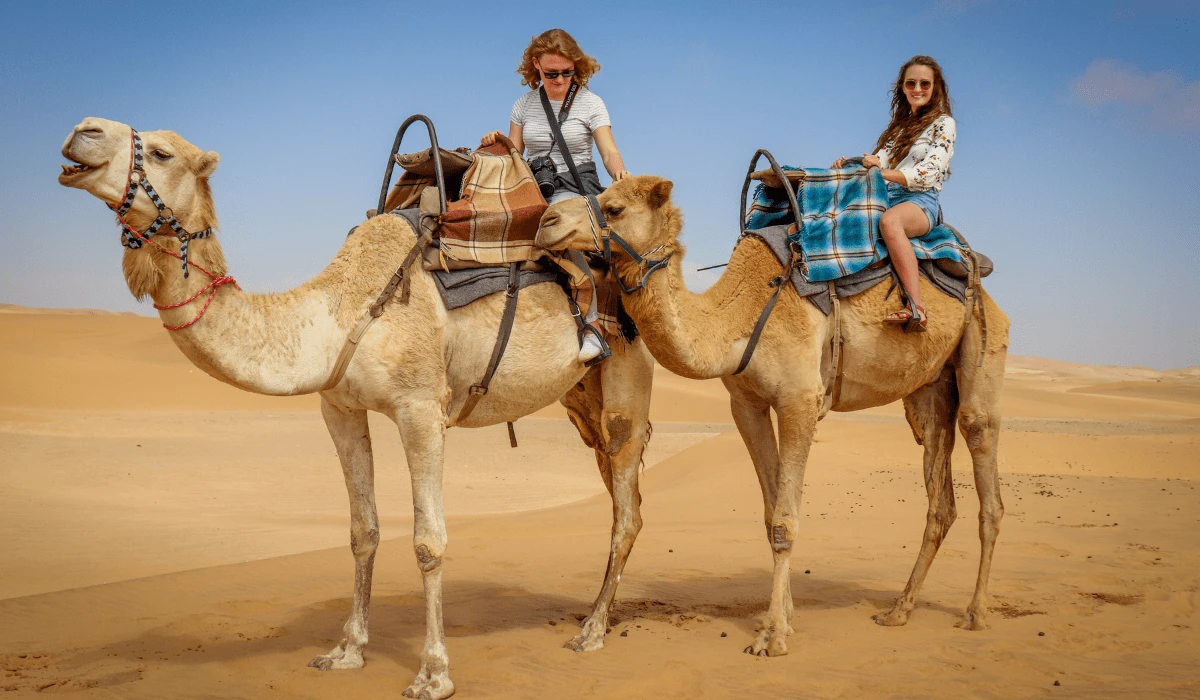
[431,266,559,311]
[744,225,967,316]
[745,165,969,282]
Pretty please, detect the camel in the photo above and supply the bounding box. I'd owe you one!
[58,117,655,699]
[538,175,1010,657]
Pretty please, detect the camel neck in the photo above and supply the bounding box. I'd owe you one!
[145,237,345,396]
[619,237,786,379]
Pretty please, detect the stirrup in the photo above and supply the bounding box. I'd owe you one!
[883,302,928,333]
[579,326,612,367]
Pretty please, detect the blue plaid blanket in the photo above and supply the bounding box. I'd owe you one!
[745,166,966,283]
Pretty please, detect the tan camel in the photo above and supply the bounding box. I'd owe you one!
[538,175,1010,657]
[58,117,655,699]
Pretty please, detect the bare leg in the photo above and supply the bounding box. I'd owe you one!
[310,398,378,671]
[879,202,931,315]
[562,340,654,651]
[394,399,454,700]
[876,365,959,626]
[745,391,820,656]
[955,305,1007,630]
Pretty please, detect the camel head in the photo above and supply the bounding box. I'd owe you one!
[59,117,224,298]
[538,176,684,277]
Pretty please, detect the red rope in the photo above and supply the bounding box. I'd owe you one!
[117,213,240,330]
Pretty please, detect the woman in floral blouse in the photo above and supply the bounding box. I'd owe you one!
[834,55,956,332]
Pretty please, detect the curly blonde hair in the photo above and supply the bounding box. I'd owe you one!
[517,29,601,89]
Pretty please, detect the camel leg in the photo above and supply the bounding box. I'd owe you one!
[563,340,655,652]
[744,392,820,657]
[393,398,454,700]
[875,365,959,627]
[955,337,1006,631]
[725,382,794,630]
[309,398,378,671]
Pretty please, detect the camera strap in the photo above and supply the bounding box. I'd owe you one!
[539,84,587,194]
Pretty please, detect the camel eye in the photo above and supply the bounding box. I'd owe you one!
[604,205,624,218]
[151,149,173,161]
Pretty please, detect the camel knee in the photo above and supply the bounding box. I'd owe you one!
[414,540,445,573]
[350,527,379,558]
[958,412,996,451]
[771,523,793,552]
[978,500,1004,537]
[601,411,635,456]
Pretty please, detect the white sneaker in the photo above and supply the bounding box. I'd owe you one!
[578,331,605,362]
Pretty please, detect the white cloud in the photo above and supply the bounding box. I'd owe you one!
[1071,59,1200,131]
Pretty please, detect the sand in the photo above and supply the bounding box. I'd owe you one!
[1,306,1198,698]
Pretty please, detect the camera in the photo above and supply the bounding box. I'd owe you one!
[529,155,557,198]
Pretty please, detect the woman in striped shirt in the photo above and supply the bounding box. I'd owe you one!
[482,29,632,362]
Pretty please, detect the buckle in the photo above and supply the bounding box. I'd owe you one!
[469,385,487,396]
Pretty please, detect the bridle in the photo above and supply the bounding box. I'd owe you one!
[583,193,672,294]
[108,129,237,330]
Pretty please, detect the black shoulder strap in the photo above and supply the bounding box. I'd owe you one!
[539,85,587,194]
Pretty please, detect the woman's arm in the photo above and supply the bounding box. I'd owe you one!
[508,122,524,154]
[593,126,630,181]
[859,154,909,185]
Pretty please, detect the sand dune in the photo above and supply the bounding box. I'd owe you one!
[2,307,1198,698]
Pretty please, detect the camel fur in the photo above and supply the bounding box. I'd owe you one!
[538,175,1010,657]
[58,118,656,699]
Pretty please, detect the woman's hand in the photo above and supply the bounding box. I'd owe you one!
[861,154,881,169]
[480,130,504,147]
[831,156,848,169]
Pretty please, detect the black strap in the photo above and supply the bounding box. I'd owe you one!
[540,85,588,195]
[734,250,798,375]
[458,262,522,422]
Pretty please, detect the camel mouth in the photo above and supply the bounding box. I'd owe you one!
[57,156,104,186]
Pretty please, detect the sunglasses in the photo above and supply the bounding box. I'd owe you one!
[904,79,933,90]
[541,68,576,79]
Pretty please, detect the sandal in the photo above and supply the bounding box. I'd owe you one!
[883,302,928,333]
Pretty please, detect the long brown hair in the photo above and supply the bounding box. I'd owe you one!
[873,56,953,164]
[517,29,601,89]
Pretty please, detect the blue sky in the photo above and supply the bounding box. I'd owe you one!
[2,0,1197,368]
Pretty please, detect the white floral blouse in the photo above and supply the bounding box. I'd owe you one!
[875,115,956,192]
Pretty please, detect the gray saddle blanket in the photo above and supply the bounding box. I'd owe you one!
[744,225,967,315]
[390,207,558,311]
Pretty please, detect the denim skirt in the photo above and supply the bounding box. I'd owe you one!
[886,182,940,231]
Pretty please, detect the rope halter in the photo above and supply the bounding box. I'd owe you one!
[110,129,214,279]
[585,193,672,294]
[107,128,237,330]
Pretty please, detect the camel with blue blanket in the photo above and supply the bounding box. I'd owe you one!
[536,160,1009,658]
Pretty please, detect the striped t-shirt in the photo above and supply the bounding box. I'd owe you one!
[510,88,611,174]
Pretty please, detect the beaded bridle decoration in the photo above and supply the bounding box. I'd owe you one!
[110,129,238,330]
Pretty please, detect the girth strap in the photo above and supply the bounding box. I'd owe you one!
[322,230,428,391]
[819,280,844,419]
[456,262,523,423]
[734,248,799,375]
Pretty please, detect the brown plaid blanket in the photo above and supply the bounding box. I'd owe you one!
[433,141,548,266]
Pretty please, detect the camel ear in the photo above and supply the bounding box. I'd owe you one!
[647,179,673,209]
[197,151,220,178]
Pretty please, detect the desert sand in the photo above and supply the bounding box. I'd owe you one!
[2,305,1198,698]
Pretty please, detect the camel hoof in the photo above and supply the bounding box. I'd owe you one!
[873,607,910,627]
[563,633,605,652]
[757,649,769,657]
[403,676,455,700]
[308,650,363,671]
[955,612,989,631]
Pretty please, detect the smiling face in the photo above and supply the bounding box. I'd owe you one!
[902,64,936,111]
[59,117,220,231]
[534,52,576,97]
